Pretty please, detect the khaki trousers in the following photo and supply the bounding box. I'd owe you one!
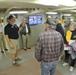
[22,34,30,49]
[9,39,20,54]
[0,32,6,51]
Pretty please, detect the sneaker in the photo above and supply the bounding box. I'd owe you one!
[27,47,31,49]
[15,58,22,61]
[62,62,68,66]
[24,48,27,51]
[13,62,20,67]
[1,51,4,53]
[4,49,8,51]
[70,66,74,72]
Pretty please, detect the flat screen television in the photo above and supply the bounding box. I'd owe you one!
[28,15,42,25]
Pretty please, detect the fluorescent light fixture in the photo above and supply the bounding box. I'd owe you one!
[70,10,76,12]
[9,11,28,14]
[64,14,71,16]
[46,12,57,14]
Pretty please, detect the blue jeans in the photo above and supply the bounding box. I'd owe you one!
[40,60,59,75]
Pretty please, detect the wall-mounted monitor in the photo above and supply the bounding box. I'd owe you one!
[28,15,42,25]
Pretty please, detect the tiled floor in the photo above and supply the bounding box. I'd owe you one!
[0,46,76,75]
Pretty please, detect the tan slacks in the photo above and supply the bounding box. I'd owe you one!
[9,39,20,54]
[22,34,30,49]
[0,32,6,51]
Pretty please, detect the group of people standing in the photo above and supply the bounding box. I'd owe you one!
[35,17,76,75]
[0,14,76,75]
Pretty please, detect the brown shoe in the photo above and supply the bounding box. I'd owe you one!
[13,62,20,67]
[27,47,31,49]
[24,48,27,51]
[15,58,22,61]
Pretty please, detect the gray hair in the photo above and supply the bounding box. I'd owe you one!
[49,24,56,30]
[70,22,76,28]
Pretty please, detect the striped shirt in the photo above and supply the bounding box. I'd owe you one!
[35,30,64,62]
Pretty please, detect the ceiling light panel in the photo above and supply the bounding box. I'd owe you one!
[9,11,28,14]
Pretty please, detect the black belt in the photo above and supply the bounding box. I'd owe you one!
[43,59,58,62]
[22,33,28,35]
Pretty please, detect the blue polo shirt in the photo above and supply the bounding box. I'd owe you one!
[4,23,19,39]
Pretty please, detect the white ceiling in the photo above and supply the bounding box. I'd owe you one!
[0,0,76,15]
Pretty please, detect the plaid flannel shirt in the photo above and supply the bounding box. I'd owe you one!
[35,30,64,62]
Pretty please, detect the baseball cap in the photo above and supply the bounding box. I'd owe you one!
[45,18,56,29]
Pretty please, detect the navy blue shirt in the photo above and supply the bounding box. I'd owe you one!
[56,23,66,44]
[56,23,64,38]
[4,23,19,39]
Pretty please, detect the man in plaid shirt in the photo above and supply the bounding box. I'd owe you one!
[35,19,64,75]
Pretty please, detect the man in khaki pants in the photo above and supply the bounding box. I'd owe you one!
[20,18,31,51]
[4,15,22,67]
[0,18,7,53]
